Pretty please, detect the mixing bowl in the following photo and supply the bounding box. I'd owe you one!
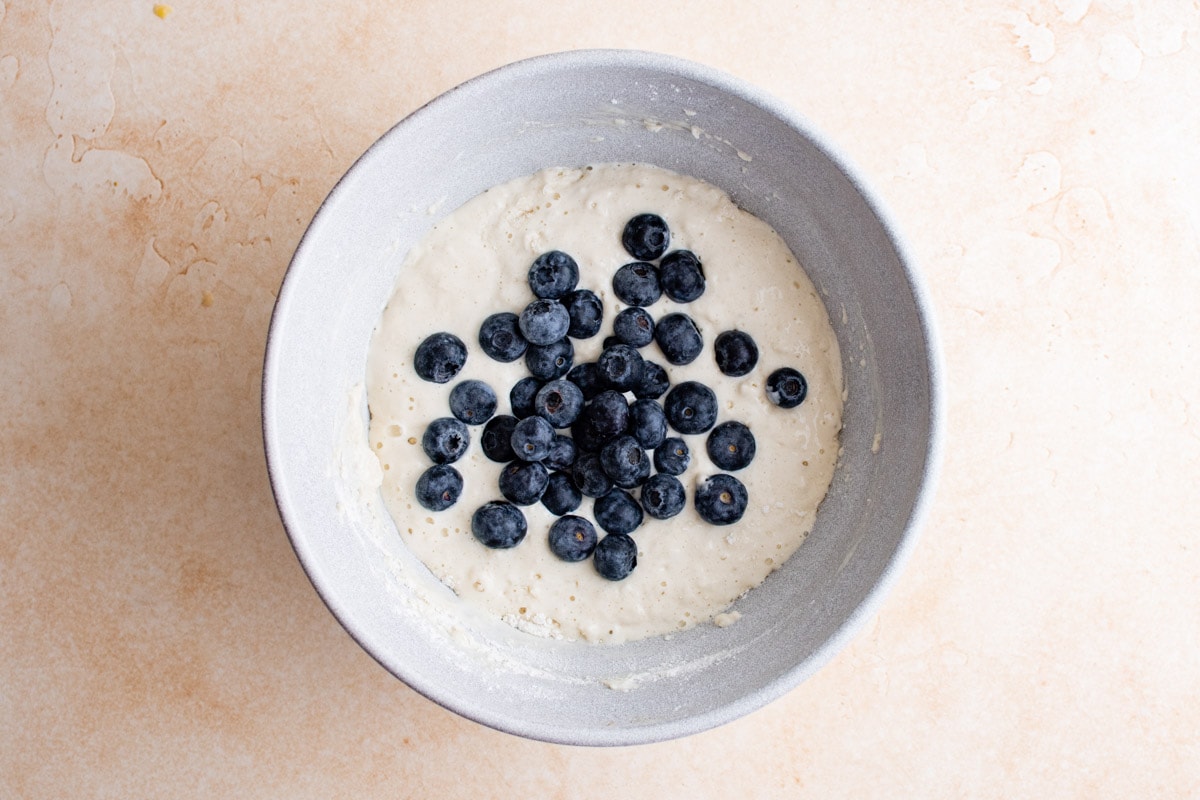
[262,49,942,745]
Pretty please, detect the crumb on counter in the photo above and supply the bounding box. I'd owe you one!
[153,4,173,19]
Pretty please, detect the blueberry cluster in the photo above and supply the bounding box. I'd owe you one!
[409,214,809,582]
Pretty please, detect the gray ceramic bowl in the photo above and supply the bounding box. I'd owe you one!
[263,50,942,746]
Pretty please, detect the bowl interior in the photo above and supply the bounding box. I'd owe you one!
[263,50,940,746]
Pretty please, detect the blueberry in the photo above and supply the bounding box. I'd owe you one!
[633,360,670,400]
[509,376,543,418]
[547,515,597,562]
[448,379,497,425]
[663,381,718,435]
[658,250,705,303]
[566,362,604,401]
[498,460,549,505]
[593,533,638,580]
[544,434,578,472]
[564,289,604,339]
[421,417,470,464]
[573,389,628,449]
[621,213,670,261]
[414,332,467,384]
[639,473,686,520]
[471,501,527,549]
[601,335,622,351]
[612,262,662,307]
[519,299,570,346]
[525,337,574,380]
[596,343,645,392]
[534,379,585,428]
[713,330,759,377]
[542,470,582,516]
[600,434,651,489]
[510,415,555,462]
[478,312,527,363]
[612,307,655,348]
[766,367,808,408]
[654,312,703,365]
[528,250,579,299]
[414,464,463,512]
[628,399,668,450]
[593,488,644,535]
[481,414,519,462]
[706,421,756,471]
[653,437,691,476]
[694,473,748,525]
[571,452,613,498]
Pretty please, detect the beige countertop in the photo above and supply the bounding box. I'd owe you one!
[3,1,1198,796]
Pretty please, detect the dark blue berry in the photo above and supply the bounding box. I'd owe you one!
[653,437,691,476]
[471,501,527,549]
[633,361,670,400]
[519,299,570,346]
[593,488,644,535]
[628,399,668,450]
[498,460,549,505]
[593,533,638,580]
[566,362,604,400]
[478,312,527,363]
[525,337,574,380]
[576,389,628,446]
[571,452,613,498]
[612,262,661,307]
[706,421,756,471]
[663,381,718,434]
[766,367,808,408]
[509,376,543,418]
[639,473,686,520]
[654,312,703,365]
[658,250,705,303]
[534,379,585,428]
[415,464,463,511]
[481,415,518,462]
[414,332,467,384]
[548,515,597,562]
[544,434,578,472]
[613,307,655,348]
[564,289,603,339]
[622,213,670,261]
[528,250,579,299]
[596,343,644,392]
[421,417,470,464]
[713,330,759,377]
[510,415,555,462]
[600,434,651,489]
[694,473,748,525]
[601,335,622,350]
[448,379,497,425]
[542,471,582,516]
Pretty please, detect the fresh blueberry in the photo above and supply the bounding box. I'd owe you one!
[566,362,604,401]
[706,421,756,471]
[663,381,718,434]
[448,379,497,425]
[601,335,622,350]
[621,213,670,261]
[573,389,628,449]
[498,460,549,505]
[596,343,645,392]
[653,437,691,476]
[478,312,527,363]
[600,434,651,489]
[658,250,705,303]
[534,379,585,428]
[414,332,467,384]
[654,312,703,365]
[528,250,579,299]
[421,417,470,464]
[544,434,578,472]
[564,288,604,339]
[414,464,463,512]
[612,307,655,348]
[509,376,543,418]
[471,501,527,549]
[713,330,759,377]
[694,473,749,525]
[633,360,670,400]
[547,515,597,562]
[542,470,582,516]
[639,473,686,520]
[766,367,808,408]
[481,414,519,462]
[593,488,644,535]
[612,262,662,307]
[519,298,570,346]
[628,399,668,450]
[593,533,638,580]
[510,415,555,462]
[525,337,574,380]
[571,452,613,498]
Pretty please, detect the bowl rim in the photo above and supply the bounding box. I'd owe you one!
[262,47,945,746]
